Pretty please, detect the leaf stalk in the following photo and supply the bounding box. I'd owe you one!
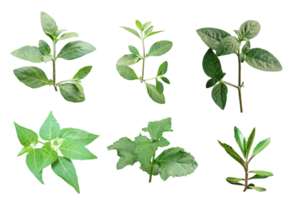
[149,152,156,183]
[53,41,57,91]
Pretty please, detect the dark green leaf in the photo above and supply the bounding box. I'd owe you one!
[147,41,173,57]
[216,36,240,56]
[246,128,255,159]
[135,20,143,31]
[41,12,58,39]
[17,145,33,156]
[39,111,60,141]
[59,128,99,146]
[156,79,164,94]
[239,20,261,40]
[157,137,170,147]
[142,117,172,141]
[40,142,58,170]
[161,77,170,84]
[234,127,245,156]
[128,45,140,55]
[14,67,51,88]
[202,49,223,78]
[120,26,140,38]
[39,40,51,55]
[242,41,250,54]
[11,46,44,63]
[14,122,38,146]
[117,54,140,65]
[157,61,168,76]
[59,83,85,103]
[212,83,228,110]
[251,138,270,158]
[116,65,139,80]
[145,83,165,104]
[73,66,92,80]
[196,28,231,50]
[57,41,96,60]
[59,32,79,41]
[26,149,44,184]
[134,135,158,165]
[218,141,245,167]
[206,78,217,88]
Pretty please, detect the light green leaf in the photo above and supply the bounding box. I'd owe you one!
[246,128,255,158]
[251,138,270,158]
[59,83,85,103]
[14,67,51,88]
[242,41,250,54]
[39,40,51,55]
[161,77,170,84]
[216,36,240,56]
[234,127,245,156]
[53,138,66,146]
[40,142,58,170]
[55,29,67,38]
[202,49,223,78]
[249,186,266,192]
[11,46,44,63]
[206,78,217,88]
[156,147,198,181]
[145,26,153,35]
[142,117,172,141]
[157,137,170,147]
[145,83,165,104]
[140,163,159,176]
[39,111,60,141]
[218,141,245,167]
[115,53,139,82]
[212,83,228,110]
[59,139,97,160]
[43,55,52,63]
[26,149,44,184]
[147,41,172,57]
[128,45,140,55]
[14,122,38,146]
[17,145,33,156]
[142,21,151,30]
[59,32,79,41]
[196,28,231,50]
[57,41,96,60]
[239,20,261,40]
[134,135,158,165]
[120,26,140,38]
[245,48,282,71]
[41,12,58,39]
[135,20,143,31]
[107,137,137,169]
[157,61,168,76]
[226,177,244,185]
[156,79,164,94]
[249,171,273,177]
[145,31,164,39]
[73,66,92,80]
[59,128,99,146]
[75,83,83,93]
[52,157,80,193]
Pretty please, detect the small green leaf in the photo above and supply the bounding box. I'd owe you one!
[128,45,140,55]
[142,21,151,30]
[142,117,172,141]
[157,137,170,147]
[206,78,217,88]
[251,138,270,159]
[156,79,164,94]
[73,66,92,80]
[59,83,85,103]
[18,145,33,156]
[242,41,250,54]
[212,83,228,110]
[147,41,173,57]
[239,20,261,40]
[216,36,240,56]
[218,141,245,167]
[249,186,266,192]
[202,49,223,78]
[43,55,52,63]
[40,142,58,170]
[57,41,96,60]
[39,111,60,141]
[59,32,79,40]
[196,28,231,50]
[41,12,58,40]
[116,65,139,80]
[135,20,143,31]
[14,122,38,146]
[26,149,44,184]
[145,31,164,39]
[11,46,44,63]
[246,128,255,158]
[55,29,67,38]
[59,128,99,146]
[226,177,244,185]
[249,171,273,177]
[134,135,158,165]
[161,77,170,84]
[145,83,165,104]
[39,40,51,55]
[120,26,140,39]
[14,67,51,88]
[145,26,153,35]
[157,61,168,76]
[75,83,83,93]
[117,54,140,66]
[234,127,245,156]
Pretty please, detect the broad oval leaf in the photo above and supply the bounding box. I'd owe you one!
[218,141,245,167]
[115,53,139,82]
[196,28,231,50]
[135,20,143,31]
[39,40,51,55]
[120,26,140,38]
[161,77,170,84]
[155,147,198,181]
[128,45,140,55]
[202,49,223,78]
[206,78,217,88]
[239,20,261,40]
[216,36,240,56]
[73,66,92,80]
[39,111,60,141]
[41,12,58,39]
[11,46,44,63]
[234,127,246,156]
[251,138,270,158]
[142,117,172,141]
[134,135,158,165]
[14,122,38,146]
[147,41,173,57]
[59,32,79,41]
[245,48,282,71]
[43,55,52,63]
[59,128,99,146]
[18,145,33,157]
[59,83,85,103]
[14,67,51,88]
[55,29,67,38]
[212,83,228,110]
[40,142,58,170]
[26,149,44,184]
[52,157,80,193]
[145,31,164,39]
[145,83,165,104]
[226,177,244,185]
[57,41,96,60]
[157,61,168,76]
[75,83,83,93]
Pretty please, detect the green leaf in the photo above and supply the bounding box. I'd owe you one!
[234,127,245,156]
[202,49,223,78]
[128,45,140,55]
[135,20,143,31]
[52,157,80,193]
[134,135,158,165]
[57,41,96,60]
[161,77,170,84]
[120,26,140,38]
[14,67,51,88]
[239,20,261,40]
[212,83,228,110]
[11,46,44,63]
[75,83,83,93]
[142,21,151,30]
[107,137,137,169]
[145,26,153,35]
[157,137,170,147]
[218,141,245,167]
[206,78,217,88]
[59,139,97,160]
[41,12,58,40]
[216,73,226,81]
[156,147,198,181]
[14,122,38,146]
[39,111,60,141]
[226,177,244,185]
[59,128,99,146]
[242,41,250,54]
[240,54,246,63]
[115,53,139,82]
[145,31,164,39]
[59,83,85,103]
[249,171,273,177]
[249,174,270,180]
[245,48,282,71]
[233,30,242,40]
[156,79,164,94]
[196,28,231,50]
[43,55,52,63]
[249,186,266,192]
[145,83,165,104]
[17,145,33,156]
[59,32,79,41]
[246,128,255,158]
[39,40,51,55]
[55,29,67,38]
[140,163,159,176]
[251,138,270,158]
[157,61,168,76]
[40,142,58,170]
[147,41,172,57]
[216,36,240,56]
[142,117,172,141]
[26,149,44,184]
[53,138,66,146]
[73,66,92,80]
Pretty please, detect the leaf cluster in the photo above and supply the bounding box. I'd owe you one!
[117,20,173,104]
[108,118,198,182]
[218,127,272,192]
[14,111,99,193]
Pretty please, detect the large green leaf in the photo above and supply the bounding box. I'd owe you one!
[26,149,44,184]
[39,40,51,55]
[142,117,172,141]
[202,49,223,78]
[52,157,80,193]
[11,46,44,63]
[239,20,261,40]
[157,61,168,76]
[59,128,99,146]
[17,145,33,156]
[120,26,140,39]
[41,12,58,39]
[145,83,165,104]
[134,135,158,165]
[40,142,58,170]
[115,53,139,82]
[59,32,79,41]
[57,41,96,60]
[246,128,255,159]
[14,122,38,146]
[245,48,282,71]
[196,28,231,50]
[216,36,240,56]
[39,111,60,141]
[212,83,228,110]
[234,127,246,156]
[218,141,245,167]
[59,83,85,103]
[14,67,51,88]
[147,41,173,57]
[73,66,92,80]
[156,147,198,181]
[251,138,270,159]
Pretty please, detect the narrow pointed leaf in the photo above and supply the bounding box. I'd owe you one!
[226,177,244,185]
[206,78,217,88]
[59,128,99,146]
[212,83,228,110]
[55,29,67,38]
[216,36,240,56]
[40,142,58,170]
[161,77,170,84]
[145,83,165,104]
[73,66,92,80]
[251,138,270,158]
[157,61,168,76]
[59,83,85,103]
[39,40,51,55]
[196,28,231,50]
[145,26,153,35]
[39,111,60,141]
[145,31,164,38]
[202,49,223,78]
[218,141,245,167]
[52,157,80,193]
[157,137,170,147]
[59,32,79,40]
[234,127,245,156]
[14,122,38,146]
[147,41,172,57]
[57,41,96,60]
[18,145,33,156]
[14,67,51,88]
[26,149,44,184]
[120,26,140,38]
[246,128,255,158]
[11,46,44,63]
[41,12,58,39]
[142,117,172,141]
[156,79,164,94]
[117,54,140,66]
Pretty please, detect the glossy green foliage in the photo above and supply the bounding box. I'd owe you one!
[14,111,98,193]
[117,20,173,104]
[218,127,272,192]
[197,20,282,112]
[108,118,198,182]
[11,12,96,103]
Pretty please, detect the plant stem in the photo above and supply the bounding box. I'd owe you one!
[243,164,248,192]
[38,140,45,144]
[141,32,146,82]
[53,42,57,91]
[220,80,238,89]
[149,152,156,183]
[237,50,243,113]
[56,79,72,85]
[144,75,162,82]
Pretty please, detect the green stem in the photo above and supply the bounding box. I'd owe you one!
[149,152,156,183]
[53,42,57,91]
[220,80,238,89]
[141,32,146,82]
[38,140,45,145]
[144,75,162,82]
[56,79,72,85]
[243,163,248,192]
[237,50,243,113]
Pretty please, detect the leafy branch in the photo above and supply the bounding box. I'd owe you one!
[116,20,173,104]
[197,20,282,112]
[218,127,272,192]
[11,12,96,102]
